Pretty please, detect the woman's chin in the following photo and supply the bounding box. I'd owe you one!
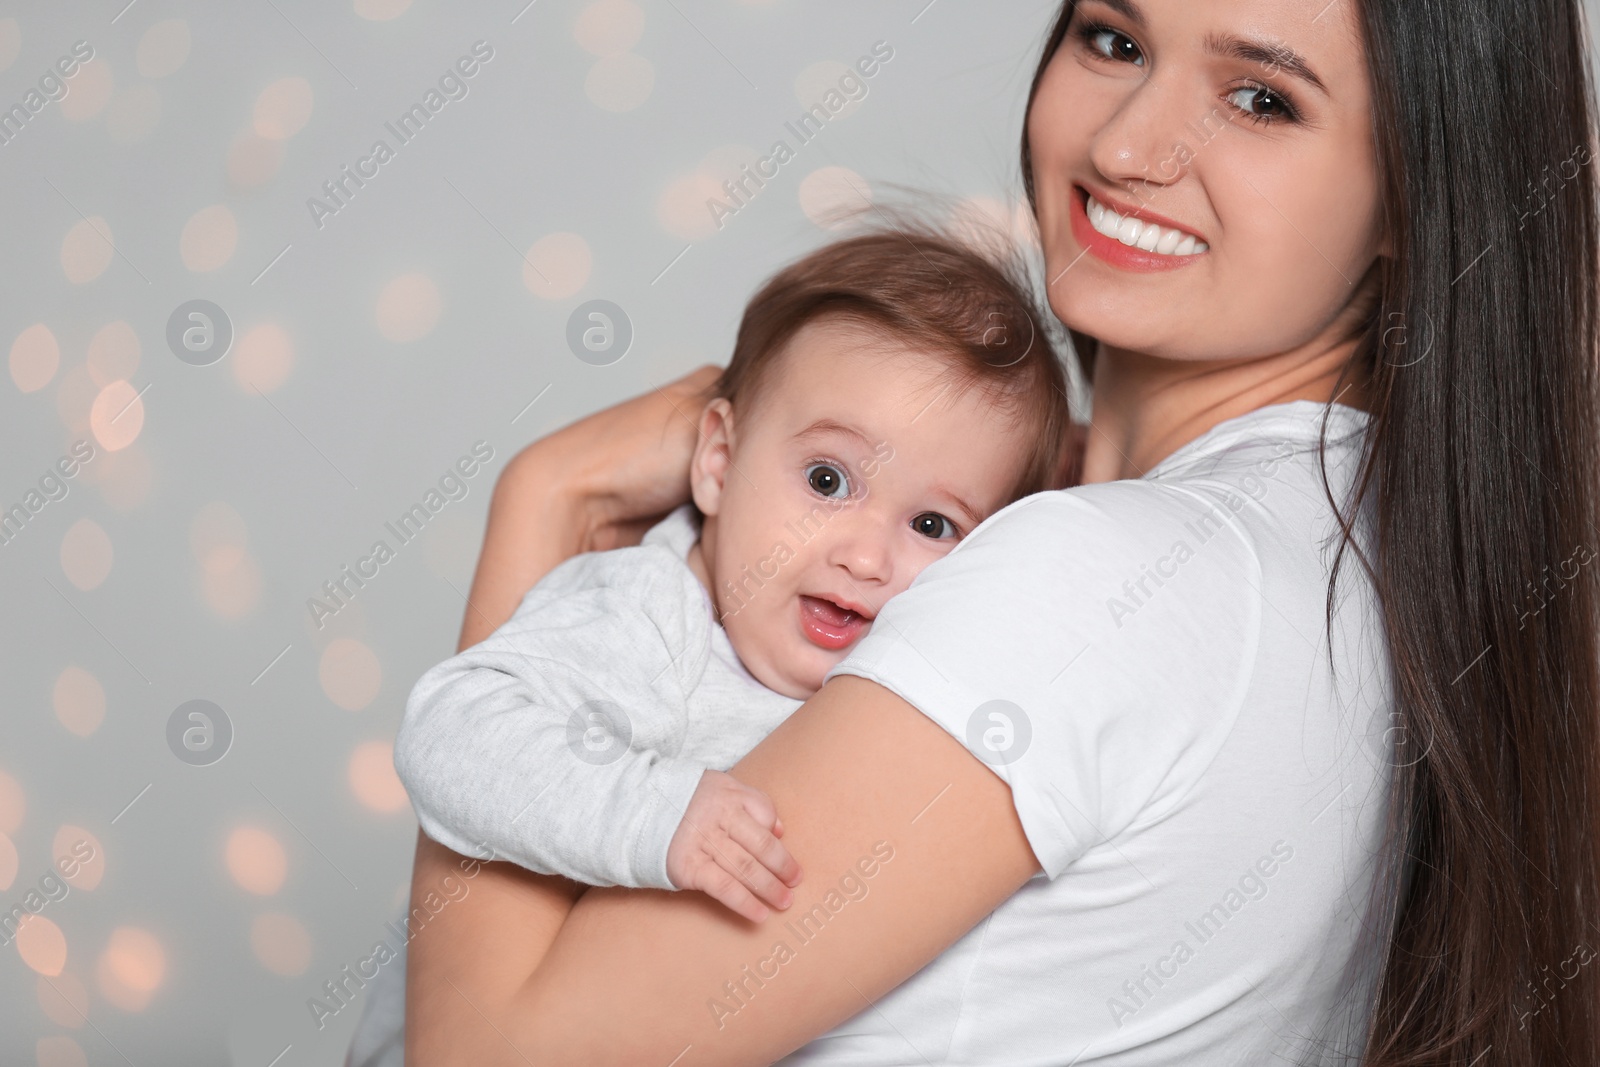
[1047,291,1158,348]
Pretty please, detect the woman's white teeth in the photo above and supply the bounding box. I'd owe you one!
[1087,194,1206,255]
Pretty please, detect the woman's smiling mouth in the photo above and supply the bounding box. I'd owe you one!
[1085,191,1208,255]
[1068,185,1210,273]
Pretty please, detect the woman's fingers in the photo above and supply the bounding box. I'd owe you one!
[584,364,720,522]
[514,364,721,555]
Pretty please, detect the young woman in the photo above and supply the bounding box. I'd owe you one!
[401,1,1600,1063]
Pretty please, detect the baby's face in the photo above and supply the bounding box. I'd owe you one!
[688,316,1033,699]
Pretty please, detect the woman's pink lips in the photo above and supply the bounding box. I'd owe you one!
[798,595,869,651]
[1068,185,1208,274]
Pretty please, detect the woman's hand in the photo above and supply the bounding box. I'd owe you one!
[457,363,721,649]
[546,363,723,551]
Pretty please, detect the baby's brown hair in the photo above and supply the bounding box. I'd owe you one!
[715,224,1073,500]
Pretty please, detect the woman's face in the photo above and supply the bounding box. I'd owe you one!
[1028,0,1385,362]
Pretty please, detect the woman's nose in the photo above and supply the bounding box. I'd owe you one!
[1087,70,1198,192]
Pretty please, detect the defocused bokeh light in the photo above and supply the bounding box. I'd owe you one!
[10,324,59,394]
[798,165,872,231]
[252,77,313,140]
[16,916,67,977]
[85,321,140,388]
[179,205,238,273]
[319,638,382,711]
[95,927,165,1011]
[135,19,191,78]
[250,912,314,975]
[522,232,591,300]
[59,217,114,285]
[225,826,288,896]
[51,668,105,738]
[36,971,89,1029]
[374,273,441,342]
[59,519,113,591]
[349,740,409,813]
[58,58,111,122]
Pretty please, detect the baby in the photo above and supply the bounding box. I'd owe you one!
[393,227,1072,920]
[349,225,1071,1067]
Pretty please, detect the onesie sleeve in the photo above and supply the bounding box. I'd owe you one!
[393,549,712,890]
[826,483,1263,878]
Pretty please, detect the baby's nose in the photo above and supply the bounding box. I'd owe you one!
[829,527,893,585]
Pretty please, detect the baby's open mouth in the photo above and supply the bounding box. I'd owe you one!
[797,594,872,652]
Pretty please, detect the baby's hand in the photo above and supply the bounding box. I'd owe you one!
[666,769,803,922]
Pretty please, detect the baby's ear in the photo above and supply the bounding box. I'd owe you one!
[689,398,735,516]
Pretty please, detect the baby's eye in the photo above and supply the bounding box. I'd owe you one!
[805,463,850,499]
[910,512,958,540]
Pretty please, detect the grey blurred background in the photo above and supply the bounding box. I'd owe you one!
[0,1,1069,1063]
[3,1,1597,1064]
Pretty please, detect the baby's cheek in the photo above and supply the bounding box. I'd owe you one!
[725,598,787,672]
[886,542,953,599]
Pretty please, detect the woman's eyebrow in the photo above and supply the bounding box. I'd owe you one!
[1083,0,1330,100]
[1204,32,1329,97]
[1085,0,1148,28]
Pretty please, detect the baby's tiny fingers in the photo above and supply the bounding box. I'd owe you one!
[706,829,793,912]
[701,865,770,924]
[730,816,802,891]
[736,785,781,830]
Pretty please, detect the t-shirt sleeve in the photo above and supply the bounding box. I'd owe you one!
[393,549,712,890]
[825,483,1262,878]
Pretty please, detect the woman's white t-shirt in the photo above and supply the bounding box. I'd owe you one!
[800,400,1394,1066]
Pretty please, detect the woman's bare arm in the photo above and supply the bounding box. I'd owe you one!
[405,366,721,1059]
[410,673,1042,1066]
[405,365,1061,1063]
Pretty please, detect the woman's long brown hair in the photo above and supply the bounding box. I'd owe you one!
[1021,2,1600,1063]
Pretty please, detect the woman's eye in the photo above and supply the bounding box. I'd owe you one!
[1227,85,1296,123]
[805,463,850,499]
[1085,26,1144,67]
[910,512,957,540]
